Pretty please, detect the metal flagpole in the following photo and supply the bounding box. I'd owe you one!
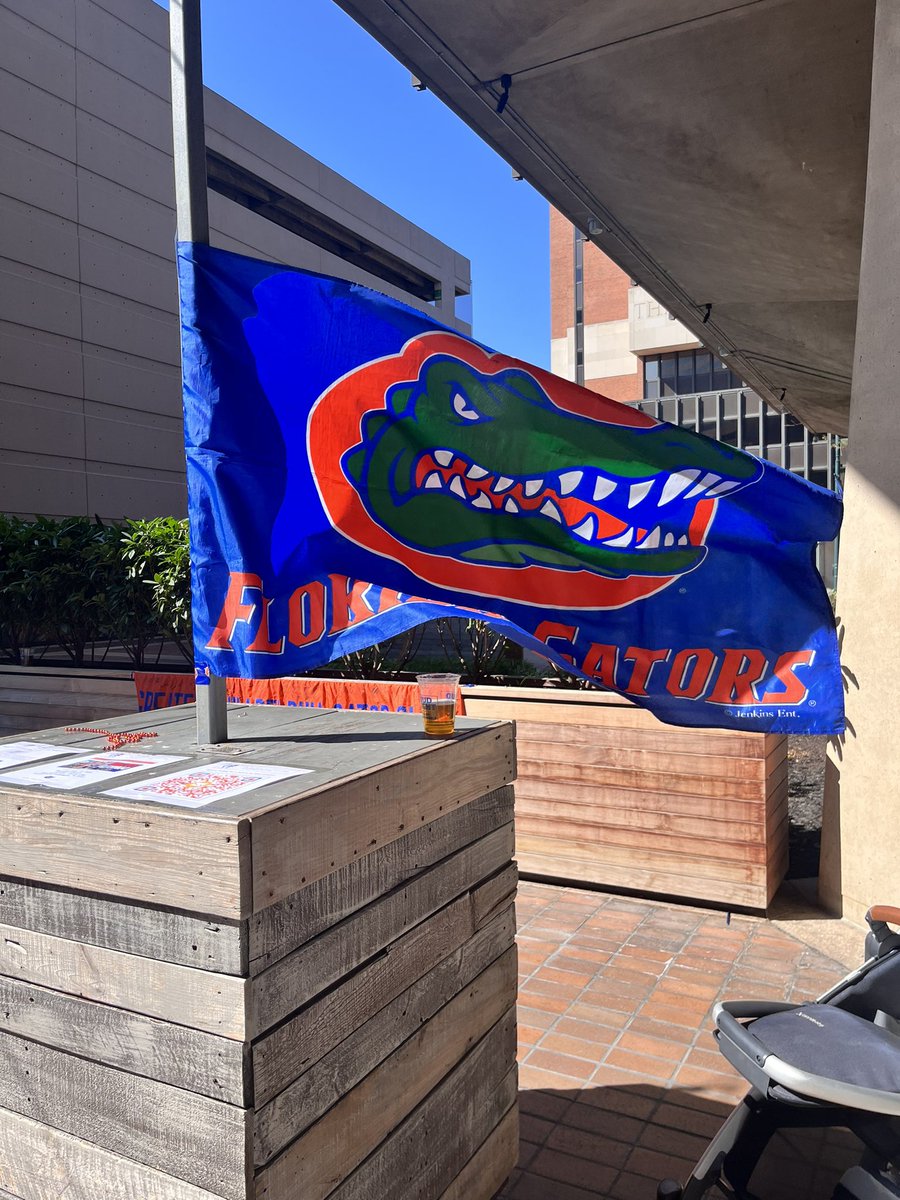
[169,0,228,744]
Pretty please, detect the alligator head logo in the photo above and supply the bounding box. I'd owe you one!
[307,332,760,608]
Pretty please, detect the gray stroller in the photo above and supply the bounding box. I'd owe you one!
[658,906,900,1200]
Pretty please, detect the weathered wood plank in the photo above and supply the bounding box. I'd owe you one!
[515,757,768,800]
[767,747,790,794]
[511,716,772,757]
[436,1106,518,1200]
[764,732,788,757]
[514,795,765,842]
[254,904,516,1165]
[518,763,772,801]
[0,704,198,745]
[518,739,768,781]
[0,973,247,1103]
[0,922,249,1038]
[249,723,516,912]
[470,862,518,926]
[327,1012,518,1200]
[767,776,790,816]
[766,812,790,868]
[0,875,244,974]
[0,1104,227,1200]
[515,814,767,864]
[255,950,517,1198]
[0,1031,246,1199]
[515,776,764,817]
[0,714,54,735]
[518,847,767,910]
[252,866,518,1106]
[765,743,789,789]
[0,691,135,714]
[0,790,249,918]
[516,832,764,885]
[249,786,514,972]
[250,824,514,1036]
[464,689,764,734]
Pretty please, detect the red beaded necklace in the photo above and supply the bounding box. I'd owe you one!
[64,727,159,751]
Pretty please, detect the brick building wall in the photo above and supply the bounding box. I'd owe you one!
[549,207,641,402]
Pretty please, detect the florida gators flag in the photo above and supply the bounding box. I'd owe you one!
[178,243,843,734]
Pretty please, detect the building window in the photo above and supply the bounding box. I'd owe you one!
[642,350,742,399]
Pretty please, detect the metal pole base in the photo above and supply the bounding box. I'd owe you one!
[196,673,228,745]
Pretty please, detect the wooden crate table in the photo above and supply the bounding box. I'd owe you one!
[0,704,518,1200]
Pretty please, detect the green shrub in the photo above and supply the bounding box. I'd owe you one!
[0,514,192,667]
[0,516,119,665]
[0,515,49,663]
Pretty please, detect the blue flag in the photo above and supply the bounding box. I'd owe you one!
[178,243,843,734]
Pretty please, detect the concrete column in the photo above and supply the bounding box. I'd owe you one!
[818,0,900,925]
[438,274,456,326]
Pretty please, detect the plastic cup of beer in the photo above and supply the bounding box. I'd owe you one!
[416,673,460,737]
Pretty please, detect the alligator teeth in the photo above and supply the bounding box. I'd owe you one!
[466,464,489,480]
[434,450,454,467]
[628,480,654,508]
[504,498,519,514]
[524,479,543,497]
[572,516,597,542]
[660,469,700,505]
[449,476,466,498]
[685,471,721,500]
[540,500,563,523]
[472,492,492,509]
[707,478,741,497]
[424,472,443,490]
[493,476,514,493]
[593,476,616,502]
[558,471,582,496]
[664,532,675,547]
[640,527,661,550]
[678,535,689,546]
[604,528,634,548]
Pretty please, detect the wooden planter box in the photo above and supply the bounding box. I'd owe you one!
[0,666,136,736]
[0,705,518,1199]
[464,685,788,911]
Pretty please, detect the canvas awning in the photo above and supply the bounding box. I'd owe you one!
[333,0,876,435]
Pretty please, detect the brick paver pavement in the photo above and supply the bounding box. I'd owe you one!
[501,881,863,1200]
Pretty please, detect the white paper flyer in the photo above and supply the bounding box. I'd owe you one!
[0,742,88,769]
[103,760,311,808]
[0,751,188,791]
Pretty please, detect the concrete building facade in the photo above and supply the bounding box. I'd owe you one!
[0,0,471,521]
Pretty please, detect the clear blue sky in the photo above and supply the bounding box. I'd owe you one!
[156,0,550,366]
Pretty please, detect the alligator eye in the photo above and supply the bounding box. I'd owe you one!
[452,392,480,421]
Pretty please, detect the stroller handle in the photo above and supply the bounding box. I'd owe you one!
[865,907,900,960]
[868,906,900,927]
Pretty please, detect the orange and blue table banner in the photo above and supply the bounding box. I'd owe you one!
[134,672,465,716]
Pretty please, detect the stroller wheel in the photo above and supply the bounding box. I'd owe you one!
[658,1182,683,1199]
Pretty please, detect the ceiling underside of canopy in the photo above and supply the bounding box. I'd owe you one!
[335,0,876,434]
